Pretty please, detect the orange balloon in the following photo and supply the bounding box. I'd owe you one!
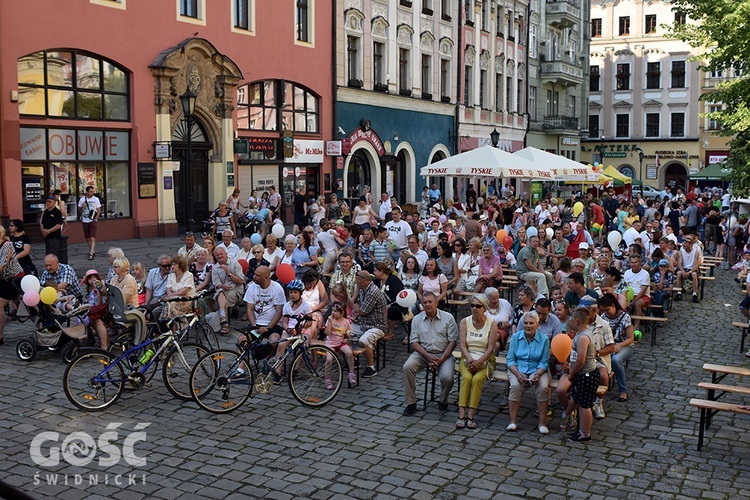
[551,333,573,363]
[496,229,508,242]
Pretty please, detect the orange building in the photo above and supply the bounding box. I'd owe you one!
[0,0,333,241]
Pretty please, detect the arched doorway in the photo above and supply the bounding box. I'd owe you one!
[347,150,371,200]
[664,163,688,191]
[394,151,407,203]
[619,165,636,180]
[172,118,212,230]
[430,151,447,201]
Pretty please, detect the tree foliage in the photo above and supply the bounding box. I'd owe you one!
[669,0,750,195]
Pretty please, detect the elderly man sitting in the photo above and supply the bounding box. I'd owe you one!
[402,292,458,416]
[212,247,244,334]
[40,254,83,299]
[217,229,240,260]
[516,234,555,297]
[351,271,388,378]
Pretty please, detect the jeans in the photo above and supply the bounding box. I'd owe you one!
[611,346,635,394]
[651,291,671,316]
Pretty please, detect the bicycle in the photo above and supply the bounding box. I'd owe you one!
[189,314,343,413]
[63,313,210,411]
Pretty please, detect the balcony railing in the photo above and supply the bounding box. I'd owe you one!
[543,115,579,131]
[540,59,583,85]
[546,0,580,29]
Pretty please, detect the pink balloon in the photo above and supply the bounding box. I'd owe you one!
[23,290,40,307]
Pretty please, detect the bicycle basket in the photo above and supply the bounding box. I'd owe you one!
[35,328,63,347]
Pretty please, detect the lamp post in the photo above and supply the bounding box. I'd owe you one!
[180,89,197,231]
[638,148,645,182]
[490,128,500,148]
[598,135,606,165]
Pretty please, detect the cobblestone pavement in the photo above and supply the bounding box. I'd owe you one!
[1,237,750,499]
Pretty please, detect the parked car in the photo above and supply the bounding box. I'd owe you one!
[632,184,662,198]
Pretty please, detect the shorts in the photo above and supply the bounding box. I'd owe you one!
[571,370,600,408]
[256,324,284,339]
[740,295,750,310]
[325,336,349,351]
[0,274,22,300]
[351,326,385,349]
[82,221,98,239]
[633,295,651,307]
[591,223,603,233]
[215,287,244,308]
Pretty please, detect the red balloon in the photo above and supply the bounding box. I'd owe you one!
[276,263,295,284]
[502,235,513,250]
[237,259,249,274]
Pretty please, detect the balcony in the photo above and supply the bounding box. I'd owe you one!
[543,115,579,132]
[540,58,583,86]
[546,0,580,29]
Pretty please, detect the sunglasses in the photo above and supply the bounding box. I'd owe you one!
[253,251,262,254]
[185,232,194,236]
[160,263,171,268]
[470,303,484,309]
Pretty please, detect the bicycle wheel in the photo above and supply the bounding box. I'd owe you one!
[63,349,124,411]
[162,342,209,400]
[190,321,219,351]
[189,350,254,413]
[289,345,342,407]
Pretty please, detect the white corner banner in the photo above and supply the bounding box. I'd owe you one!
[286,139,324,164]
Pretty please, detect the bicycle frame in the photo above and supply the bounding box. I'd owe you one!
[91,330,176,384]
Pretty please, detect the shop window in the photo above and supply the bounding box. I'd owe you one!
[237,80,319,133]
[17,50,129,120]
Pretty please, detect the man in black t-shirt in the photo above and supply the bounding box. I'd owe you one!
[293,186,308,234]
[40,195,63,258]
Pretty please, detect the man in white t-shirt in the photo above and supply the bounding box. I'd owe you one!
[623,254,651,330]
[378,192,392,221]
[78,186,101,260]
[385,206,412,260]
[675,233,702,303]
[244,265,285,339]
[623,220,642,248]
[638,222,657,258]
[316,219,340,274]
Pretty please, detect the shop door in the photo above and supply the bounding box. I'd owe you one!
[664,163,688,192]
[429,152,447,201]
[172,119,212,231]
[282,166,307,225]
[21,166,46,224]
[393,152,407,204]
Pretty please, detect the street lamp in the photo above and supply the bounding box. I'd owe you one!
[598,135,606,165]
[490,128,500,148]
[637,148,645,182]
[180,89,197,231]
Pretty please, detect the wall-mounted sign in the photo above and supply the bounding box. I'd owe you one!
[137,163,157,199]
[342,127,385,156]
[326,141,342,156]
[286,139,324,163]
[234,139,249,155]
[21,128,129,161]
[246,137,277,153]
[283,131,294,158]
[154,143,171,159]
[561,137,579,146]
[164,172,173,190]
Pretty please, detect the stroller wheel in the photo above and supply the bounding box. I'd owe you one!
[16,338,37,362]
[61,343,79,364]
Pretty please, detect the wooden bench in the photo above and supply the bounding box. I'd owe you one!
[698,275,716,301]
[702,362,750,384]
[630,315,668,346]
[732,321,750,353]
[689,398,750,450]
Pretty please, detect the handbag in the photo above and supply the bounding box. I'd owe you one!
[87,302,109,321]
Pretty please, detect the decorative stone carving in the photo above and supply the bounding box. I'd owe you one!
[345,9,364,32]
[214,78,224,98]
[188,66,201,94]
[420,19,431,35]
[465,46,476,66]
[439,37,453,56]
[344,0,360,10]
[479,51,490,70]
[397,24,413,45]
[371,1,387,19]
[421,31,435,50]
[398,11,410,26]
[372,15,389,39]
[440,25,451,39]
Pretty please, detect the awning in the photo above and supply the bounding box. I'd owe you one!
[602,166,633,186]
[420,145,555,180]
[513,147,608,183]
[689,163,731,180]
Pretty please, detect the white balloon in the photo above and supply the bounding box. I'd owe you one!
[607,230,622,249]
[396,289,417,308]
[526,226,538,238]
[271,224,285,239]
[20,275,40,293]
[546,227,554,240]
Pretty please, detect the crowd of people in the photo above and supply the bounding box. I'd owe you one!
[0,180,740,440]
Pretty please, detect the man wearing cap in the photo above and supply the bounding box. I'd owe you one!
[178,232,203,265]
[651,259,674,318]
[40,254,82,299]
[352,271,388,378]
[40,195,64,258]
[516,234,555,297]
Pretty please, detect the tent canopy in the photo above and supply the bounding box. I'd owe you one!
[420,145,554,180]
[689,163,731,180]
[602,165,633,186]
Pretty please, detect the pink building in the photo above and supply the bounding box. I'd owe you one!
[0,0,333,242]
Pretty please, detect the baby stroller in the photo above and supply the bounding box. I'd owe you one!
[237,208,262,238]
[16,302,95,363]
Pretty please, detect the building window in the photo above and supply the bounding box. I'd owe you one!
[671,60,686,88]
[234,0,251,30]
[399,48,410,94]
[675,11,687,25]
[530,25,537,58]
[464,0,473,25]
[645,113,660,137]
[422,54,432,96]
[646,62,661,89]
[90,0,126,9]
[17,50,129,120]
[441,0,451,21]
[590,65,600,92]
[506,76,513,112]
[464,65,472,106]
[529,86,536,118]
[708,105,721,130]
[236,80,319,133]
[616,63,631,90]
[591,18,602,38]
[440,59,450,100]
[296,0,311,43]
[616,114,630,137]
[478,69,486,108]
[670,112,685,137]
[496,6,504,37]
[180,0,199,17]
[645,14,656,34]
[495,71,503,111]
[481,0,488,31]
[588,114,600,138]
[517,78,523,113]
[346,36,360,85]
[373,42,385,86]
[619,16,630,36]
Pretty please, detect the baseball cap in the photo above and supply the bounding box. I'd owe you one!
[578,295,598,307]
[579,242,590,250]
[658,259,670,267]
[46,195,57,201]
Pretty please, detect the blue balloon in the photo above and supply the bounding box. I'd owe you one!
[526,227,538,238]
[250,233,262,245]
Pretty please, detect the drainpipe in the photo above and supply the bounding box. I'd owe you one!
[454,0,463,157]
[331,1,338,198]
[524,2,531,148]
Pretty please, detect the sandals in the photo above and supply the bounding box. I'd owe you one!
[455,417,467,429]
[616,394,628,402]
[467,418,477,429]
[87,253,95,260]
[220,319,230,335]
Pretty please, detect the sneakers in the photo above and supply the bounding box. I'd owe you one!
[692,294,699,303]
[498,394,509,410]
[229,368,246,380]
[539,425,549,435]
[272,372,283,385]
[559,410,577,431]
[438,401,449,411]
[592,399,606,420]
[506,423,517,431]
[348,372,357,385]
[674,293,682,302]
[567,430,591,442]
[362,366,377,378]
[403,403,417,416]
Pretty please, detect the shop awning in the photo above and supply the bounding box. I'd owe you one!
[689,163,731,180]
[513,147,607,182]
[419,145,555,180]
[602,166,633,186]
